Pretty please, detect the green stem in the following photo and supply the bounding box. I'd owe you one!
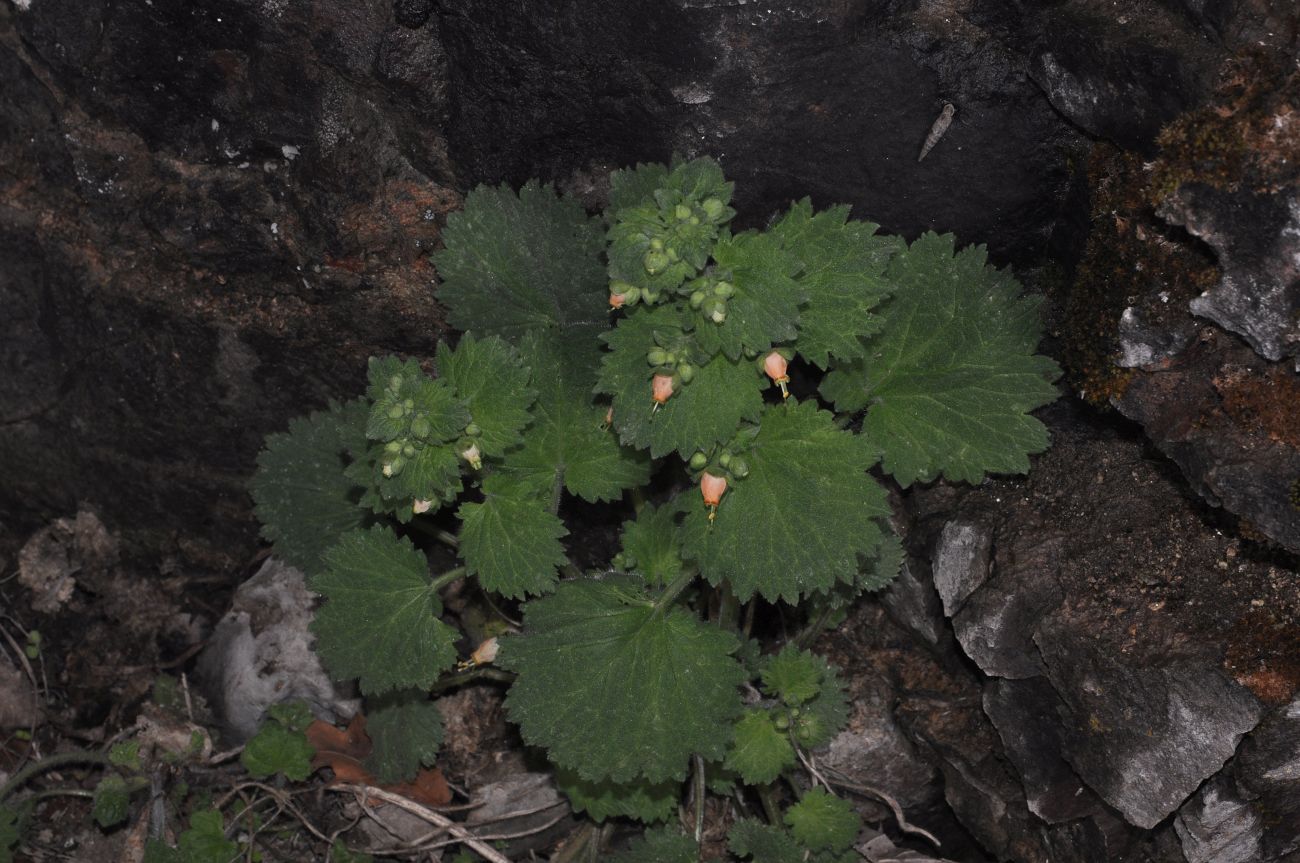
[428,666,515,695]
[653,570,695,613]
[549,468,564,516]
[692,754,706,843]
[429,567,466,593]
[408,519,460,548]
[791,601,836,651]
[0,751,110,803]
[757,782,782,826]
[717,580,739,631]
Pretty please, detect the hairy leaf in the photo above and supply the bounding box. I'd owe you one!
[93,775,133,828]
[457,480,568,598]
[859,530,904,593]
[599,306,764,458]
[611,826,699,863]
[310,527,458,695]
[726,710,795,785]
[729,820,803,863]
[494,331,649,502]
[433,182,607,341]
[699,229,804,361]
[760,647,823,706]
[609,162,671,214]
[0,806,17,859]
[145,811,239,863]
[785,788,861,852]
[436,334,537,457]
[557,769,679,823]
[500,575,745,783]
[241,721,314,782]
[769,199,903,368]
[820,232,1059,486]
[364,690,444,784]
[365,356,469,444]
[251,399,370,576]
[681,401,889,602]
[617,500,686,586]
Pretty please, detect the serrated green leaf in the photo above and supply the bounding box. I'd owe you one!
[820,232,1059,486]
[618,501,686,586]
[556,768,679,823]
[609,162,671,214]
[241,721,314,782]
[769,199,903,368]
[761,647,823,706]
[859,530,903,593]
[251,399,370,577]
[433,182,607,342]
[458,484,568,598]
[599,306,764,458]
[93,775,132,828]
[492,331,649,502]
[729,820,803,863]
[681,402,889,603]
[148,810,239,863]
[500,575,745,783]
[726,710,795,785]
[435,334,537,457]
[666,155,734,204]
[267,700,313,732]
[698,230,804,361]
[611,826,699,863]
[365,356,469,444]
[109,740,142,771]
[785,788,861,852]
[310,526,458,695]
[0,806,17,862]
[364,689,444,784]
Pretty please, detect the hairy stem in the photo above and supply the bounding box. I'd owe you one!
[716,580,740,631]
[693,754,706,843]
[791,600,836,651]
[429,567,467,593]
[757,782,782,826]
[428,666,515,695]
[0,750,110,803]
[408,519,460,548]
[653,570,695,612]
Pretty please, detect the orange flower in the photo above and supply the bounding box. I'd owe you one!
[609,291,626,309]
[700,471,728,521]
[763,351,790,398]
[652,373,675,406]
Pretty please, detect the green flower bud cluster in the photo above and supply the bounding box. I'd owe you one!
[769,704,825,748]
[686,273,736,325]
[378,373,449,478]
[685,446,750,483]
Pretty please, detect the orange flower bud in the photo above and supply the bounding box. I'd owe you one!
[652,373,675,405]
[764,351,790,398]
[609,291,626,309]
[700,472,728,517]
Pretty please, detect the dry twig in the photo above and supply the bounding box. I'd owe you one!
[331,783,514,863]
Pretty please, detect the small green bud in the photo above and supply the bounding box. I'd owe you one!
[664,351,678,365]
[690,290,706,309]
[642,290,659,304]
[384,440,403,453]
[650,237,665,251]
[689,452,709,470]
[647,348,669,366]
[711,306,727,324]
[714,281,735,298]
[465,422,481,437]
[674,203,692,220]
[719,452,732,468]
[410,416,431,439]
[729,457,749,478]
[388,374,403,391]
[702,197,725,220]
[384,456,405,477]
[644,250,670,274]
[403,443,416,458]
[773,712,791,731]
[666,247,680,262]
[403,398,415,412]
[677,363,695,384]
[689,215,701,225]
[387,404,404,420]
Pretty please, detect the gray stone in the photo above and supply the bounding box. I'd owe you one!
[1117,304,1197,368]
[822,680,938,812]
[951,534,1065,679]
[1174,776,1263,863]
[882,560,946,648]
[464,773,572,857]
[197,558,359,741]
[982,677,1099,824]
[931,520,992,618]
[1035,618,1263,829]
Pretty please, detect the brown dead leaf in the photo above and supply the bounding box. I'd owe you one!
[306,714,451,807]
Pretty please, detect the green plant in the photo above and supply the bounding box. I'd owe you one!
[251,156,1059,858]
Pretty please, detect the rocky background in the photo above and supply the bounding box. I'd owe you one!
[2,0,1298,860]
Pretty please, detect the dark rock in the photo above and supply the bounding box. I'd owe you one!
[882,559,946,649]
[982,677,1100,824]
[1232,695,1300,860]
[1025,0,1218,153]
[1162,184,1300,363]
[950,533,1065,679]
[931,520,992,618]
[1034,615,1263,829]
[392,0,435,30]
[1174,775,1263,863]
[1116,302,1198,368]
[439,0,1089,267]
